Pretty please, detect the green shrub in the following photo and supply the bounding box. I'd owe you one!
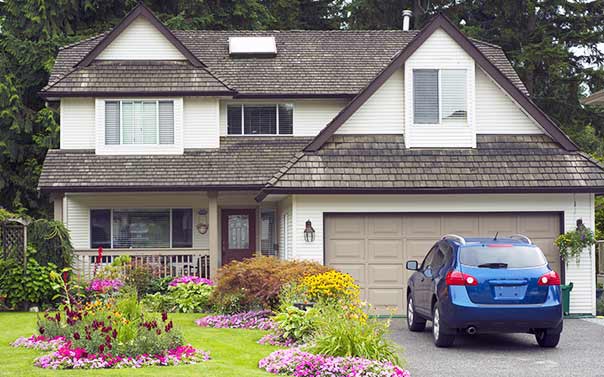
[210,256,332,312]
[144,282,213,313]
[27,219,74,269]
[305,304,402,366]
[274,306,316,342]
[0,256,60,309]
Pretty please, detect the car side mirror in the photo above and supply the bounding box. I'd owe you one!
[406,260,419,271]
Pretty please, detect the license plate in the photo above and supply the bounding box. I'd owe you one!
[494,285,527,300]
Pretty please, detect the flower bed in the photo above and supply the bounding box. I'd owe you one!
[11,335,66,351]
[259,348,410,377]
[87,278,123,292]
[34,343,209,369]
[196,310,275,330]
[257,333,297,347]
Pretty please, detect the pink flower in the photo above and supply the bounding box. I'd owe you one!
[169,276,214,287]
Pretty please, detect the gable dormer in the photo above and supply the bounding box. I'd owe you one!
[97,17,186,61]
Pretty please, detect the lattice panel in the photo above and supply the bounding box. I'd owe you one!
[1,222,26,266]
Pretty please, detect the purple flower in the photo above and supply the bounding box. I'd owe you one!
[169,276,214,287]
[87,279,124,292]
[195,310,275,330]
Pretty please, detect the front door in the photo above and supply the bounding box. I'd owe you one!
[221,209,256,265]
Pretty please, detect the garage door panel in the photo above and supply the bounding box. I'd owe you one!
[479,215,516,235]
[368,239,403,263]
[326,239,365,263]
[367,216,403,237]
[442,215,480,236]
[331,264,366,287]
[367,264,404,287]
[518,215,560,238]
[368,289,404,314]
[405,215,441,237]
[532,238,561,274]
[328,215,366,237]
[405,239,435,262]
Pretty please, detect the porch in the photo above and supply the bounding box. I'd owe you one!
[55,191,289,280]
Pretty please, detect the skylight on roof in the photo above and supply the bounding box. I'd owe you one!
[229,37,277,56]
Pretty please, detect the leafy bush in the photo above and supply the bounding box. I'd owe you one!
[305,304,401,365]
[0,256,60,309]
[144,281,213,313]
[210,256,332,312]
[27,219,74,269]
[273,306,316,343]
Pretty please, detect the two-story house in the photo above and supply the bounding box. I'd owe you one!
[39,4,604,315]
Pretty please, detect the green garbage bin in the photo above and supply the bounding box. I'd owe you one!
[561,282,574,316]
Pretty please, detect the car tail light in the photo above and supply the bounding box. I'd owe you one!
[446,270,478,286]
[537,271,561,286]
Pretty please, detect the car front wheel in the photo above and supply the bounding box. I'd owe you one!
[432,304,455,348]
[535,329,560,348]
[407,295,426,332]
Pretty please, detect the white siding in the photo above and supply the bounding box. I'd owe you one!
[278,197,293,259]
[97,17,185,61]
[219,99,346,136]
[60,98,95,149]
[94,98,184,155]
[184,97,220,148]
[65,193,209,250]
[289,193,595,314]
[405,28,476,148]
[476,68,543,134]
[336,69,405,134]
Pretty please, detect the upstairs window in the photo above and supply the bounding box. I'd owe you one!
[413,69,467,124]
[227,104,293,135]
[105,100,174,145]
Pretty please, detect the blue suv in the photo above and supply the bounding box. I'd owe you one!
[405,234,563,348]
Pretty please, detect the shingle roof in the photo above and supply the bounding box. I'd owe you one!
[38,137,311,191]
[43,30,528,97]
[43,60,233,95]
[259,134,604,195]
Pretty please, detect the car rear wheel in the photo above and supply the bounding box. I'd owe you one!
[407,295,426,332]
[535,330,560,348]
[432,304,455,348]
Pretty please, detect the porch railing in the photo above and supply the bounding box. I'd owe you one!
[73,249,210,281]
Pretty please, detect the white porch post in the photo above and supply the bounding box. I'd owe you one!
[208,191,219,278]
[52,193,64,222]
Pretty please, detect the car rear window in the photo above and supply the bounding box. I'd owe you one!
[460,245,548,268]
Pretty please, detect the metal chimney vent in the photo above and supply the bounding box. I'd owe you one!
[402,10,413,31]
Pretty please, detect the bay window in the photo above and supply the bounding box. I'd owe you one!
[413,69,467,124]
[227,104,293,135]
[90,208,192,249]
[105,100,174,145]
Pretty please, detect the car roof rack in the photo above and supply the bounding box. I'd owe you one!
[441,234,466,245]
[509,234,532,244]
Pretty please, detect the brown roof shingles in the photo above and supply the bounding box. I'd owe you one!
[259,135,604,194]
[38,137,311,191]
[44,30,527,97]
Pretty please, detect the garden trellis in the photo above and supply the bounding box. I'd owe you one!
[1,218,30,271]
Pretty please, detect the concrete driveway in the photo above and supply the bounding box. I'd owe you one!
[390,318,604,377]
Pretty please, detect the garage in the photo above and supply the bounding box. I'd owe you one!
[325,213,561,315]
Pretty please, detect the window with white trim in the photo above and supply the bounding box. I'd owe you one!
[413,69,467,124]
[105,100,174,145]
[227,104,293,135]
[90,208,192,249]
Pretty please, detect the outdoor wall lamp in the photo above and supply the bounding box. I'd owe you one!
[304,219,315,242]
[197,209,209,235]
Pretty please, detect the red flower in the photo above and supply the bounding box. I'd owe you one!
[73,332,80,340]
[39,327,45,335]
[112,329,118,339]
[156,329,161,335]
[161,312,168,322]
[99,344,105,353]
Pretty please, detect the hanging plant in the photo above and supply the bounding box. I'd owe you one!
[555,223,596,263]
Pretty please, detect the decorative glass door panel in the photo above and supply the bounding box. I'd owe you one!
[221,209,256,265]
[228,215,249,249]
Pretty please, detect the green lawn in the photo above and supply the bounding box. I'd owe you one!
[0,312,277,377]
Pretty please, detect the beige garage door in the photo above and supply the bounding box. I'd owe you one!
[325,213,561,315]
